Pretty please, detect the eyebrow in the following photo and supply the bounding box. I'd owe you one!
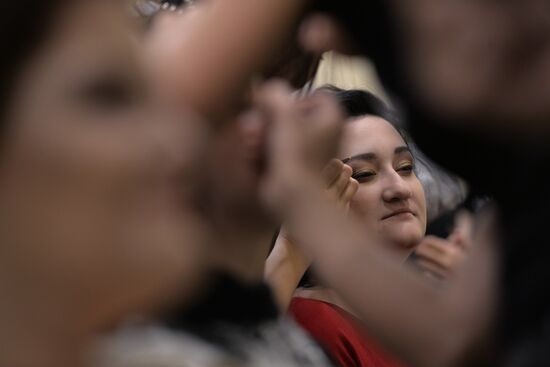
[342,146,411,164]
[395,146,412,156]
[342,153,376,164]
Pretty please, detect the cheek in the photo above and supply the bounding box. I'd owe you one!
[412,179,428,231]
[350,186,380,225]
[0,127,202,323]
[3,114,177,272]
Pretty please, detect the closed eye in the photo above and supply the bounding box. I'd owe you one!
[352,170,376,182]
[397,163,414,175]
[77,73,143,112]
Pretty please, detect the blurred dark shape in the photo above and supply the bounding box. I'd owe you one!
[313,0,400,93]
[0,0,67,120]
[162,0,184,5]
[264,39,322,90]
[319,86,391,119]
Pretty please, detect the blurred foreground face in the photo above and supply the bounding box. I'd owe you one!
[1,0,205,329]
[390,0,550,128]
[339,117,427,258]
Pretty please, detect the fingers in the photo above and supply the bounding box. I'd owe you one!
[322,159,344,188]
[254,80,344,141]
[416,236,453,257]
[307,90,346,129]
[448,210,474,249]
[332,164,353,197]
[340,178,359,214]
[341,177,359,204]
[254,80,345,214]
[324,162,358,209]
[415,258,449,280]
[254,80,294,122]
[415,236,466,279]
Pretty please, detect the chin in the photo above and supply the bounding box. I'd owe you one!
[389,228,424,250]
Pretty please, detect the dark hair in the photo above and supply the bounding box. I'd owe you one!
[0,1,70,121]
[264,41,322,90]
[319,85,389,117]
[319,85,409,146]
[311,0,404,107]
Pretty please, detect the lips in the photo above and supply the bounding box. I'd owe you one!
[381,209,415,220]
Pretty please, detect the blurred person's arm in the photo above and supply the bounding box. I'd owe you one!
[265,160,358,311]
[146,0,310,123]
[256,81,498,367]
[284,179,497,367]
[265,232,310,311]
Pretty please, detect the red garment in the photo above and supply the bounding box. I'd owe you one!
[289,297,406,367]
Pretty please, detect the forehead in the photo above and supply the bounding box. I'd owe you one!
[339,116,406,159]
[20,0,143,90]
[44,0,139,62]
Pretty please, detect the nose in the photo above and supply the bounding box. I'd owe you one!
[145,108,208,181]
[381,170,412,203]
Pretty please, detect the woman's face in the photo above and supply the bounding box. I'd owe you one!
[339,116,427,258]
[1,0,206,329]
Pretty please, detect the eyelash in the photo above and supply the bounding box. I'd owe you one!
[80,77,140,111]
[352,170,375,182]
[398,163,415,175]
[352,163,415,182]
